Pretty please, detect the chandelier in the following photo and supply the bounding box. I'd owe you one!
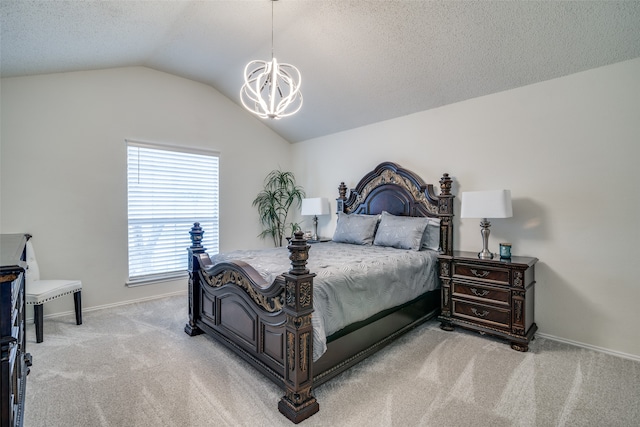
[240,0,302,119]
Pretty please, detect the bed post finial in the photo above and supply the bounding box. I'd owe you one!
[338,182,347,200]
[189,222,206,253]
[288,231,310,275]
[439,173,452,196]
[336,182,348,213]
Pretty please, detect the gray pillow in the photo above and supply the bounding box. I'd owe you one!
[332,212,379,245]
[421,217,441,251]
[373,211,430,251]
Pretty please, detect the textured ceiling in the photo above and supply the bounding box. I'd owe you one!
[2,1,640,143]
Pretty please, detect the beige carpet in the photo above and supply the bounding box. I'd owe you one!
[24,294,639,426]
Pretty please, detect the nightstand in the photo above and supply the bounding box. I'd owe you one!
[307,238,331,243]
[437,251,538,351]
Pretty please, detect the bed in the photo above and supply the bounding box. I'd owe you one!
[185,162,454,423]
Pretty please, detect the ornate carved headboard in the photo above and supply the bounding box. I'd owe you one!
[337,162,454,255]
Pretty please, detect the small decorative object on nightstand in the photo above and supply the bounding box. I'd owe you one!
[438,250,538,351]
[499,243,512,259]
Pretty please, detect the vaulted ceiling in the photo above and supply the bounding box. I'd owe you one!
[2,1,639,143]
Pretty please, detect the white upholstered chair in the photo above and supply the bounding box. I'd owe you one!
[25,237,82,343]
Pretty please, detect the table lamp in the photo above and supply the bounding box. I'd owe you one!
[301,197,330,241]
[461,190,513,259]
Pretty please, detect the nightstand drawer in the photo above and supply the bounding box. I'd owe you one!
[452,281,510,306]
[453,262,509,284]
[452,299,510,329]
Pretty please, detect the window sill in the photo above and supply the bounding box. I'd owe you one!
[126,271,188,287]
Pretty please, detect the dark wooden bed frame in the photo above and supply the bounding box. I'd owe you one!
[185,162,454,423]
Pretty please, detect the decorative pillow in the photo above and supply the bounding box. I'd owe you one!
[373,211,430,251]
[332,212,379,245]
[421,217,441,251]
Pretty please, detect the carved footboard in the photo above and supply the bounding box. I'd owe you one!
[185,223,319,423]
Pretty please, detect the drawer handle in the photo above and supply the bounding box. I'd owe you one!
[471,308,490,318]
[470,288,489,297]
[470,269,490,278]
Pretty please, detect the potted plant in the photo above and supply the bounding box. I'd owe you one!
[253,169,305,247]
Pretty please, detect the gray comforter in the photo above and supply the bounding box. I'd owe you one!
[209,242,439,360]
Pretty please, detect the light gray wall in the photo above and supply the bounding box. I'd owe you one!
[292,58,640,359]
[1,66,291,315]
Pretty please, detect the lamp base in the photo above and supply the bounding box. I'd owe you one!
[312,215,319,241]
[478,218,494,260]
[478,250,494,260]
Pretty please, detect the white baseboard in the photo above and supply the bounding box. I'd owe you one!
[536,332,640,363]
[26,290,187,323]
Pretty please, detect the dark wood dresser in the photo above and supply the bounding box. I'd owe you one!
[438,250,538,351]
[1,234,31,427]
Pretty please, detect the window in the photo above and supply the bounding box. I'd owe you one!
[126,140,219,285]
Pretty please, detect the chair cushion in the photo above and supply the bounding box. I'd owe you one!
[25,279,82,305]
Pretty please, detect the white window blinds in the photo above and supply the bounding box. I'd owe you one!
[127,141,219,284]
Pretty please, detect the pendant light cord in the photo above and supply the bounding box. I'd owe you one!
[271,0,275,60]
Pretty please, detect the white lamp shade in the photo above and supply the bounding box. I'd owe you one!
[301,198,330,216]
[461,190,513,219]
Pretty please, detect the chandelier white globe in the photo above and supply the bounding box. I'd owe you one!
[240,57,303,119]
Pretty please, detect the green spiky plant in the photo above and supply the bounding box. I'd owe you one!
[252,170,305,247]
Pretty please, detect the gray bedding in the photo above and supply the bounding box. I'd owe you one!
[209,241,440,360]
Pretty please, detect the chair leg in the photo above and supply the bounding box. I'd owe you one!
[74,291,82,325]
[34,304,44,343]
